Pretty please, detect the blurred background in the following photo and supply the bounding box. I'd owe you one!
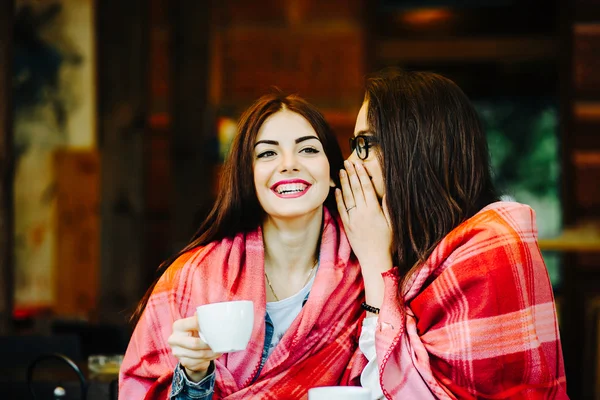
[0,0,599,398]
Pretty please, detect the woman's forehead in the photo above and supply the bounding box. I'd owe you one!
[354,102,370,136]
[256,110,316,141]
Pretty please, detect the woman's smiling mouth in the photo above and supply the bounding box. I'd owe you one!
[271,179,311,198]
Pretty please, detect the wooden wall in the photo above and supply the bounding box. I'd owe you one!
[170,0,214,249]
[210,0,366,158]
[144,0,174,302]
[560,0,600,398]
[97,0,149,324]
[0,0,14,335]
[53,150,100,317]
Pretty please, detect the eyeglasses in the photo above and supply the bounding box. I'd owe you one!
[349,135,378,160]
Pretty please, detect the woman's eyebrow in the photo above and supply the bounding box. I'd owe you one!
[254,135,320,147]
[295,135,320,144]
[355,130,375,136]
[254,139,278,147]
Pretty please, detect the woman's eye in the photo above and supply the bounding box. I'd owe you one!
[257,150,276,158]
[300,147,319,154]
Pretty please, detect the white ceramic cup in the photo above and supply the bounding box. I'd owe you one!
[308,386,372,400]
[196,300,254,353]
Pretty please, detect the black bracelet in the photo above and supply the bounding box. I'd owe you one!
[361,302,380,314]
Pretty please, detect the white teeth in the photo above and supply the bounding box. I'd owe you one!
[276,183,307,194]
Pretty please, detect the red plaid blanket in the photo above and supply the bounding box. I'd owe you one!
[377,202,568,399]
[119,208,365,399]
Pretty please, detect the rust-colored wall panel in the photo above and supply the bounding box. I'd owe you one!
[301,0,365,22]
[146,133,171,213]
[575,0,600,21]
[220,0,364,25]
[572,120,600,149]
[219,0,287,25]
[574,151,600,215]
[150,30,171,101]
[221,29,364,105]
[53,149,100,318]
[574,25,600,96]
[149,0,171,117]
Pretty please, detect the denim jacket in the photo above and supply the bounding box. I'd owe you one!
[170,295,308,399]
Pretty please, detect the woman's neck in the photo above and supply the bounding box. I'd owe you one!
[262,207,323,273]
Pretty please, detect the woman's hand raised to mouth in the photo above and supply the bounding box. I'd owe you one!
[335,160,394,290]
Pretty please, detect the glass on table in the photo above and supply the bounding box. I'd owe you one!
[87,354,123,376]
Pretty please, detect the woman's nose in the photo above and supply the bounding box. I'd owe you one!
[279,152,300,172]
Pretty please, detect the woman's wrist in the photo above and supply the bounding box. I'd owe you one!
[359,255,393,311]
[184,363,210,383]
[361,258,393,284]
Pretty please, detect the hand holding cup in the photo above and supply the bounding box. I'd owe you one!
[167,315,222,383]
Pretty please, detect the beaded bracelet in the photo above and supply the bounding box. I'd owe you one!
[361,302,380,314]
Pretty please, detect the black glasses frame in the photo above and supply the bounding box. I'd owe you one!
[349,135,378,160]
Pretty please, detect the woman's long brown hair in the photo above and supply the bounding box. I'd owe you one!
[365,68,499,295]
[130,90,344,325]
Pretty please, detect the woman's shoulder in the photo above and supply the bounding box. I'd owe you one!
[479,200,537,226]
[157,238,228,290]
[431,201,540,271]
[460,201,538,244]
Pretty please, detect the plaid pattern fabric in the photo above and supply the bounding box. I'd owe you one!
[376,202,568,399]
[119,208,365,399]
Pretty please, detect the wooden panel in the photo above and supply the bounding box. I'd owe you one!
[97,0,149,324]
[574,24,600,96]
[559,2,600,398]
[221,28,364,105]
[149,0,171,113]
[218,0,286,24]
[575,0,600,21]
[377,37,558,64]
[574,151,600,216]
[572,120,600,148]
[53,150,100,318]
[302,0,364,21]
[0,0,13,334]
[220,0,364,25]
[170,0,214,248]
[146,133,171,213]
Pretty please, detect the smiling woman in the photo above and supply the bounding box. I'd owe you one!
[253,110,335,220]
[120,91,365,400]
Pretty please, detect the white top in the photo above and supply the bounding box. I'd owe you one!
[360,316,385,400]
[265,272,316,357]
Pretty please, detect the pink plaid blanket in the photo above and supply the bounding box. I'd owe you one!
[119,208,365,399]
[376,202,568,399]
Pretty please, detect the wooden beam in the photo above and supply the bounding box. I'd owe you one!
[170,0,214,249]
[53,149,100,318]
[0,0,14,334]
[97,0,149,324]
[376,36,558,64]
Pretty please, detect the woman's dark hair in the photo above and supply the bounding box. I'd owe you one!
[365,68,499,288]
[131,90,343,323]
